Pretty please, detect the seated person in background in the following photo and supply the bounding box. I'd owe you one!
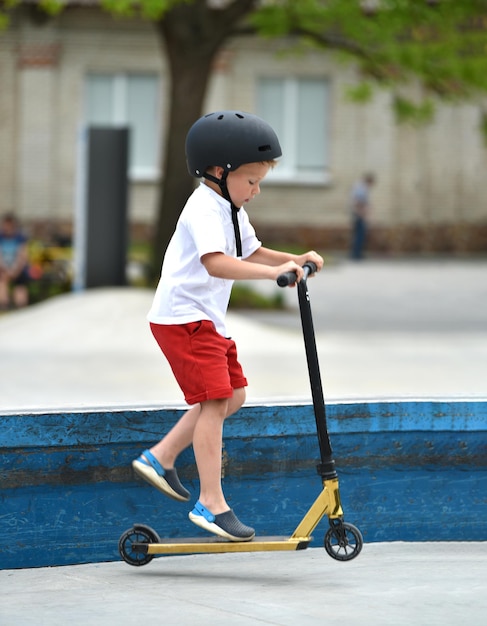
[0,213,30,310]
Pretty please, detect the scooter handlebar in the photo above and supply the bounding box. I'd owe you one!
[276,261,317,287]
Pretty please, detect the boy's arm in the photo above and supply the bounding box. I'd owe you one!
[245,246,323,271]
[201,248,323,283]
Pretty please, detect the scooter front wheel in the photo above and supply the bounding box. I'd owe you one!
[119,524,161,566]
[324,519,363,561]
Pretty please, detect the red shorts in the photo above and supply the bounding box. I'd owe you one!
[150,321,248,405]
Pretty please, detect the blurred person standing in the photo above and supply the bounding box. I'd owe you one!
[0,213,30,310]
[349,172,376,261]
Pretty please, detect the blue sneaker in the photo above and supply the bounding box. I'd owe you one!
[189,500,255,542]
[132,449,190,502]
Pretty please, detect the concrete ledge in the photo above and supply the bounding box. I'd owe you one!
[1,399,486,569]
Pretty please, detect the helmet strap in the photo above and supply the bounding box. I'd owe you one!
[230,203,243,258]
[203,170,242,258]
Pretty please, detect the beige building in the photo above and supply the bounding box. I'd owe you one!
[1,3,486,253]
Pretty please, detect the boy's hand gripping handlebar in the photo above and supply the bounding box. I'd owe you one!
[276,261,318,287]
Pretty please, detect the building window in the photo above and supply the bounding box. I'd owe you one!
[257,77,329,184]
[85,73,160,180]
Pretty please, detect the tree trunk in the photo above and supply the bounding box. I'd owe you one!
[150,0,258,280]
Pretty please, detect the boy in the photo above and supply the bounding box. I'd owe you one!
[133,111,323,541]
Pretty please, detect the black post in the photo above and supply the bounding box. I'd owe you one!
[80,126,130,289]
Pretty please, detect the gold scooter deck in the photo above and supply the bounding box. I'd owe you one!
[137,479,342,557]
[143,536,311,555]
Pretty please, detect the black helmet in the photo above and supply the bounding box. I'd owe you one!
[186,110,282,178]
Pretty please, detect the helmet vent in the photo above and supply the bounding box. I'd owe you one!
[258,144,271,152]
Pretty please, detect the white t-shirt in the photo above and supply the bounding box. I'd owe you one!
[147,183,262,337]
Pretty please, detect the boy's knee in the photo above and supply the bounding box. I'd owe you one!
[226,387,245,417]
[201,397,229,419]
[234,387,246,407]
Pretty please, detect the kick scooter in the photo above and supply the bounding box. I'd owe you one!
[119,262,363,565]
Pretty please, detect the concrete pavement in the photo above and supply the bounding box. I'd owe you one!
[1,542,486,626]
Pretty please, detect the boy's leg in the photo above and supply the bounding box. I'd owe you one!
[193,387,246,515]
[131,404,201,501]
[193,397,229,514]
[188,387,255,541]
[148,386,245,471]
[149,403,202,469]
[133,387,245,503]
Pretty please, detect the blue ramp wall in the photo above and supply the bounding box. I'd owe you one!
[0,399,486,569]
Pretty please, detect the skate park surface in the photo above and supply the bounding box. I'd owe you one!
[0,258,486,625]
[0,258,486,410]
[1,542,485,626]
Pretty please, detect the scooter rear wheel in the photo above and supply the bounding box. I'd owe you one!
[119,524,161,566]
[324,520,363,561]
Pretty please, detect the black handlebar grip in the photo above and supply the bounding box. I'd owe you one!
[277,261,318,287]
[304,261,318,275]
[277,271,297,287]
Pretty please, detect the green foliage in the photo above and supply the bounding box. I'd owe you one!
[251,0,487,101]
[1,0,66,21]
[0,0,18,29]
[345,82,374,103]
[4,0,487,100]
[0,0,191,27]
[393,95,435,124]
[4,0,487,103]
[100,0,191,20]
[38,0,64,16]
[27,242,72,304]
